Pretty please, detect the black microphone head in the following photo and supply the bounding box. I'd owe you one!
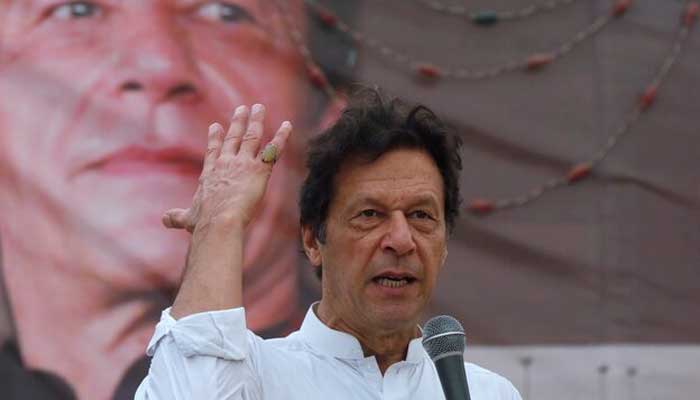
[421,315,466,361]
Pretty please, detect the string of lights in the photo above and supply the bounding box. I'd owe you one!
[414,0,581,25]
[273,0,337,100]
[306,0,633,80]
[278,0,698,217]
[465,1,698,215]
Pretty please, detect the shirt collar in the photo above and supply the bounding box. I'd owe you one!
[297,303,427,364]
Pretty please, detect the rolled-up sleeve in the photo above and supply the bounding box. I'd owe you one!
[135,307,262,400]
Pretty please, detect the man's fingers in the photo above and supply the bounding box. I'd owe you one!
[238,104,266,157]
[202,123,224,177]
[260,120,293,165]
[162,208,190,230]
[221,105,248,155]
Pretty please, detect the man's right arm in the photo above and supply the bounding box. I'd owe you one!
[170,103,291,319]
[134,307,263,400]
[134,104,292,399]
[170,219,245,319]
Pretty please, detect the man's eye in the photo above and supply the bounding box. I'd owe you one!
[196,2,256,24]
[411,210,432,219]
[360,210,378,218]
[49,1,102,20]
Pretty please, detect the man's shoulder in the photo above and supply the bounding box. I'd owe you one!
[260,330,308,352]
[465,362,522,399]
[465,361,504,378]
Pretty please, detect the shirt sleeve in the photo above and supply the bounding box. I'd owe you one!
[505,380,523,400]
[465,363,524,400]
[134,307,263,400]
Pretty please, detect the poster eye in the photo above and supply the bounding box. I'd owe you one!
[196,2,256,24]
[49,1,102,20]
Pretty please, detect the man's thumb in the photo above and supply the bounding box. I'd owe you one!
[162,208,190,230]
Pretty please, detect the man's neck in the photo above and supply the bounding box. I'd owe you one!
[2,243,161,400]
[358,330,418,374]
[315,303,420,375]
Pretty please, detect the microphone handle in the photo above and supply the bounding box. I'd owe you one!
[434,354,471,400]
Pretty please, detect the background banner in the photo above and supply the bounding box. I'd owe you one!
[0,1,698,399]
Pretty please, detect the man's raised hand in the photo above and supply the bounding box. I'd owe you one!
[162,104,292,233]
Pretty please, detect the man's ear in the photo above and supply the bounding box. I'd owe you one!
[441,247,448,266]
[301,224,322,267]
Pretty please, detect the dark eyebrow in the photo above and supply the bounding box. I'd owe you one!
[346,193,441,213]
[345,197,385,212]
[405,194,441,208]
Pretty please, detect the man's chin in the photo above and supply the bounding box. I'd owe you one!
[73,180,197,232]
[80,223,190,291]
[369,303,423,330]
[97,250,187,292]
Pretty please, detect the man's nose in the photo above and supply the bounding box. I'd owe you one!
[108,17,201,104]
[380,212,417,256]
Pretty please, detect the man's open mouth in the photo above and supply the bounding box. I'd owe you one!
[373,275,417,288]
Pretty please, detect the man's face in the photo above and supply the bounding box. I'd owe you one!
[0,0,310,289]
[315,149,448,332]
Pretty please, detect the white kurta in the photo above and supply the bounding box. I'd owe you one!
[136,306,522,400]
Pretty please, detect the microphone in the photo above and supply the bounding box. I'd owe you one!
[422,315,471,400]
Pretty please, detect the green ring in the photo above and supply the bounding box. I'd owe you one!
[261,143,279,164]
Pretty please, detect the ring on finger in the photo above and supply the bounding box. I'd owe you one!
[260,143,279,164]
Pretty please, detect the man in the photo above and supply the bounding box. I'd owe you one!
[0,1,351,399]
[136,89,522,399]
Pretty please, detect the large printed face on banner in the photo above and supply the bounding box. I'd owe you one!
[0,0,309,290]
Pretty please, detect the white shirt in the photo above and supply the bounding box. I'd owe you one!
[135,305,522,400]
